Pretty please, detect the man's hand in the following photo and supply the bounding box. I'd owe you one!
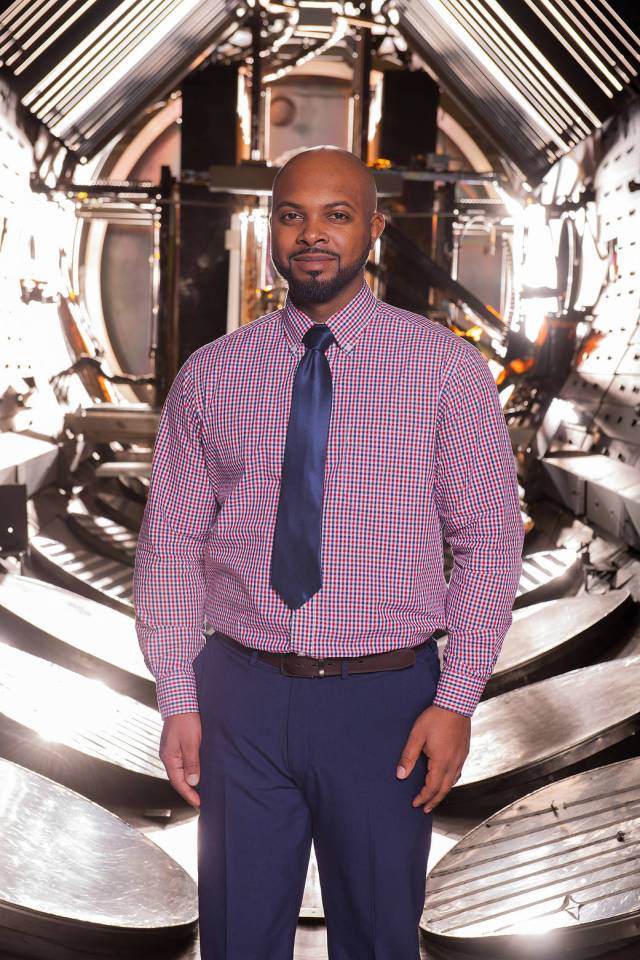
[159,712,202,809]
[396,704,471,812]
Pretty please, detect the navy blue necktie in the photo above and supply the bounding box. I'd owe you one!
[270,323,336,609]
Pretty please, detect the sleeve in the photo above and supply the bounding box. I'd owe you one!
[133,352,218,719]
[431,341,525,717]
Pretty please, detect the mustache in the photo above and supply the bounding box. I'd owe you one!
[291,249,339,260]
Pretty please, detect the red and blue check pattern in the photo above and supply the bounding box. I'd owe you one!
[133,282,524,720]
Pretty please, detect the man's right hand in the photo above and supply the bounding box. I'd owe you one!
[159,712,202,808]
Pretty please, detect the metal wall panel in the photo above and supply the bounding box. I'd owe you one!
[560,372,612,405]
[551,105,640,493]
[541,455,618,515]
[622,482,640,546]
[593,404,640,445]
[604,374,640,407]
[585,459,640,537]
[577,333,634,376]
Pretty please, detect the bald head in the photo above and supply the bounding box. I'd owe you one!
[269,145,385,313]
[272,146,378,218]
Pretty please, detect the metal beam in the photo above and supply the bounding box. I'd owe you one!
[1,0,125,95]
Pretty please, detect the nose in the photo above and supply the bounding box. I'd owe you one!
[296,215,328,247]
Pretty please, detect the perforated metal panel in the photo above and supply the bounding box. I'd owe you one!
[560,372,612,405]
[604,373,640,406]
[547,101,640,541]
[593,403,640,445]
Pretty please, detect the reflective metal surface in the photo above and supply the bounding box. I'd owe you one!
[0,572,154,705]
[301,843,324,919]
[514,549,582,608]
[67,497,138,565]
[453,656,640,800]
[31,516,133,613]
[423,759,640,955]
[0,759,197,953]
[95,489,145,533]
[0,640,174,808]
[436,590,634,698]
[485,590,633,696]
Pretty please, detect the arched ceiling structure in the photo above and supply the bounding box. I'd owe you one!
[0,0,639,181]
[397,0,640,182]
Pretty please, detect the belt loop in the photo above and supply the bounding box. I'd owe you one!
[248,649,259,667]
[341,658,349,679]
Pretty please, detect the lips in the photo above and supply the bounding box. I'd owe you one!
[293,255,336,263]
[292,254,337,274]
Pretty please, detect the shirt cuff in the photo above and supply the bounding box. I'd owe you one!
[432,667,488,718]
[155,671,200,720]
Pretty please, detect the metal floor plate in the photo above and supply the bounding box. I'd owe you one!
[452,655,640,801]
[422,758,640,956]
[95,489,145,532]
[67,497,138,566]
[0,759,197,952]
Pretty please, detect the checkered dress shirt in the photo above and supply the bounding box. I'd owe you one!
[133,282,524,720]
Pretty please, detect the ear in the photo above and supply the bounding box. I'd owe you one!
[371,210,385,244]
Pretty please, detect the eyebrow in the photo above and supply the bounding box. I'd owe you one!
[275,200,357,211]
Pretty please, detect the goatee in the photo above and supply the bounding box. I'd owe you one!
[273,241,372,304]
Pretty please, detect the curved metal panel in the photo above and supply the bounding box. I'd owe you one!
[423,758,640,955]
[0,639,179,809]
[0,759,197,953]
[0,572,154,704]
[452,656,640,801]
[0,0,235,157]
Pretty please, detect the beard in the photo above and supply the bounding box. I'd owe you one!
[272,239,372,304]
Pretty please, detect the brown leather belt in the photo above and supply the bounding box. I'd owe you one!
[215,630,435,678]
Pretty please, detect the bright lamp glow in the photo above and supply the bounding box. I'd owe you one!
[522,204,557,288]
[519,202,558,342]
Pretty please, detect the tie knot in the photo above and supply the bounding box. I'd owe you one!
[303,324,335,353]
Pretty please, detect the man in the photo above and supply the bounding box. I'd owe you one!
[133,146,524,959]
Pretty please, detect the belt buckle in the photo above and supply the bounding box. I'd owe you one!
[280,654,327,678]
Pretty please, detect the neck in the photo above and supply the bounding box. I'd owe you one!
[290,274,365,324]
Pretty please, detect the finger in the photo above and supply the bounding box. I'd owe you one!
[414,755,466,807]
[412,761,448,807]
[396,729,425,779]
[423,780,455,812]
[422,771,459,812]
[163,752,201,808]
[183,750,201,787]
[161,739,202,808]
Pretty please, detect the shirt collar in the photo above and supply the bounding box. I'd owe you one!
[281,281,378,356]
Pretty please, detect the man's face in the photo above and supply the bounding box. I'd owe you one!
[270,155,384,304]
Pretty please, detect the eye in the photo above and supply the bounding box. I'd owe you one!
[281,211,301,222]
[329,211,350,221]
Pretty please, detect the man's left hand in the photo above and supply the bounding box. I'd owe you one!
[396,704,471,812]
